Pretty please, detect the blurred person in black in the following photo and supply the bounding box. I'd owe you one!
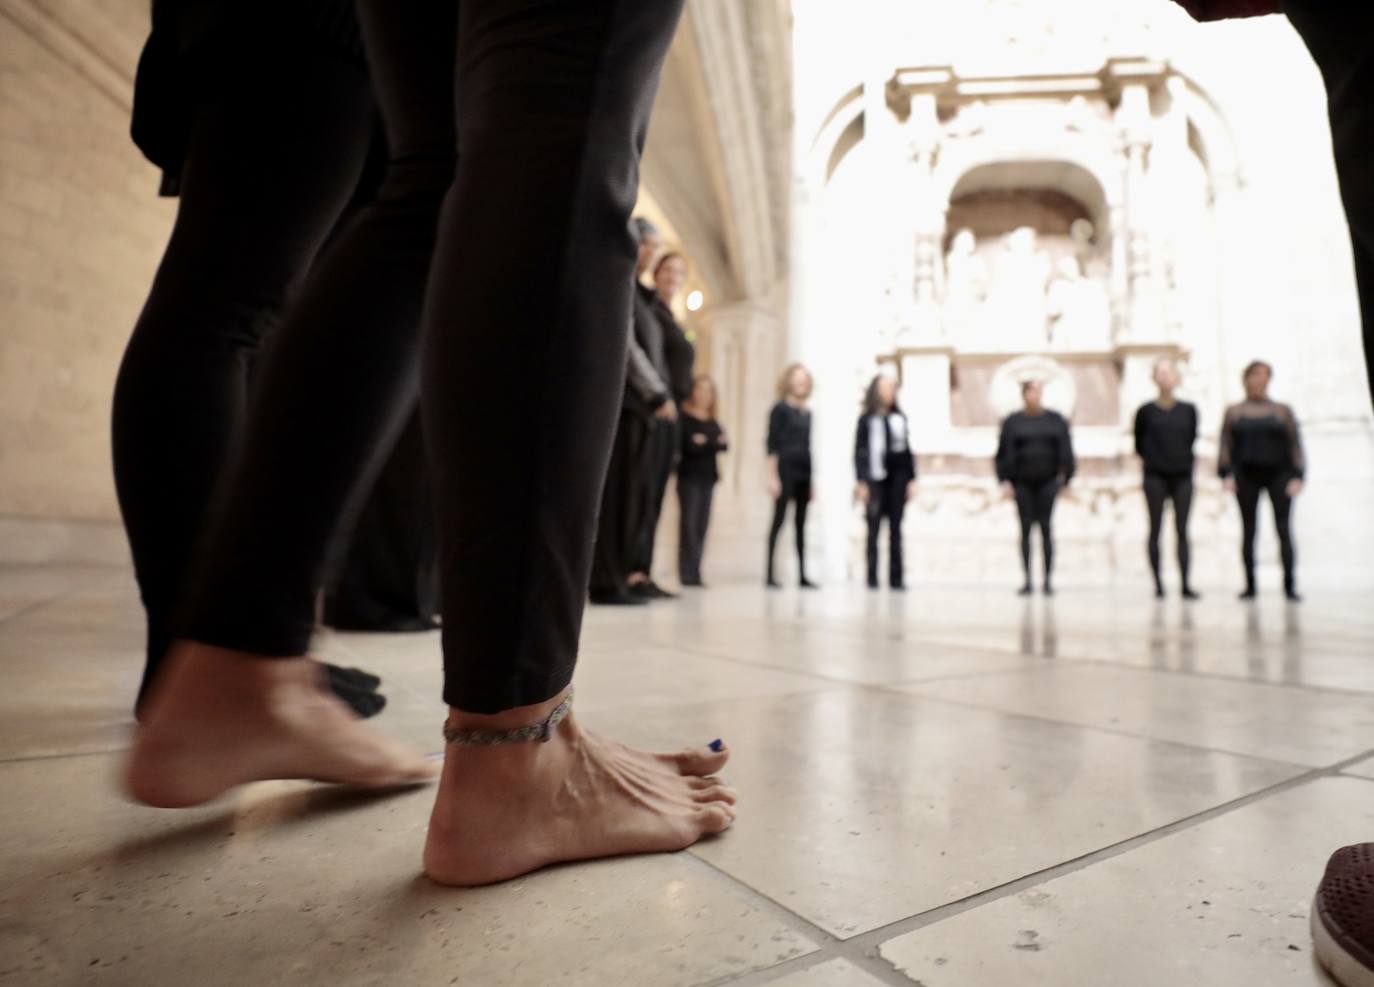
[628,251,695,599]
[853,375,917,591]
[766,364,816,589]
[1133,358,1200,600]
[589,218,677,606]
[676,375,728,588]
[995,380,1075,596]
[116,0,386,717]
[1218,360,1305,602]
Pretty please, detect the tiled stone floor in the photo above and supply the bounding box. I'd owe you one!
[1,563,1370,985]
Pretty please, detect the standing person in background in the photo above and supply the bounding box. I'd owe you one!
[766,364,817,590]
[1134,358,1200,600]
[854,374,917,591]
[628,251,695,599]
[1219,360,1305,602]
[590,218,675,606]
[995,380,1075,596]
[677,376,728,588]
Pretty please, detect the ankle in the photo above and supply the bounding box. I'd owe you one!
[445,687,572,736]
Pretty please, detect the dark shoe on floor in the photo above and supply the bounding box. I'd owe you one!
[799,578,819,590]
[766,578,782,590]
[867,577,879,590]
[323,663,382,693]
[1239,588,1257,600]
[1018,583,1033,596]
[1042,584,1055,597]
[680,578,705,588]
[1182,587,1201,601]
[630,580,678,600]
[1313,844,1374,987]
[890,581,906,592]
[589,590,650,606]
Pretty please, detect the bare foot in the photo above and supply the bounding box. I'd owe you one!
[126,641,438,808]
[424,698,736,886]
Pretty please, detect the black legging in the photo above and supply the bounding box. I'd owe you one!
[1285,2,1374,402]
[633,418,677,575]
[1235,466,1297,594]
[111,46,377,705]
[865,476,909,587]
[676,476,714,586]
[1013,478,1059,586]
[1143,472,1193,593]
[767,467,811,584]
[177,1,685,714]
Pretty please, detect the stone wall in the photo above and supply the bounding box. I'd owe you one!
[0,0,172,557]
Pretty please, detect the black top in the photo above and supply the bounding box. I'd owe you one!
[623,284,670,417]
[133,0,367,193]
[1134,400,1198,477]
[651,297,696,404]
[995,410,1075,485]
[853,411,916,483]
[1219,399,1305,478]
[766,402,812,471]
[679,414,728,484]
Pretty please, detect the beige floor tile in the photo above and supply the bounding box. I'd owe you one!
[1344,756,1374,780]
[639,617,1041,686]
[0,754,816,987]
[590,688,1299,939]
[878,776,1374,986]
[328,634,832,714]
[766,957,890,986]
[900,665,1374,767]
[0,564,119,622]
[0,619,141,759]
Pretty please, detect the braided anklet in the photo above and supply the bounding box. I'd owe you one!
[442,689,573,745]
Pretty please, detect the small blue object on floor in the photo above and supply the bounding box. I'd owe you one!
[709,739,724,752]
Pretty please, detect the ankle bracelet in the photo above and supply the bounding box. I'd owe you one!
[442,689,573,745]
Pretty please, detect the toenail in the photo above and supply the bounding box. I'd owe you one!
[708,739,724,752]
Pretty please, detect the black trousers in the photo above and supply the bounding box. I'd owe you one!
[676,476,714,585]
[633,417,677,575]
[183,0,685,714]
[1235,466,1297,593]
[1286,1,1374,401]
[865,475,909,587]
[767,466,811,583]
[1013,478,1060,584]
[111,46,377,706]
[322,411,438,631]
[591,410,652,597]
[1143,472,1193,591]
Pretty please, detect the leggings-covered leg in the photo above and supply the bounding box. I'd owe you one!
[184,8,459,655]
[1173,476,1195,591]
[423,0,687,711]
[112,49,375,703]
[1143,472,1167,594]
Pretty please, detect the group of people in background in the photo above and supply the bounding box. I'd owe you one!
[761,357,1306,601]
[590,218,729,604]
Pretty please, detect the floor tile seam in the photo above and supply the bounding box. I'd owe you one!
[867,683,1332,772]
[825,761,1349,957]
[0,570,134,631]
[645,638,868,689]
[1065,655,1374,701]
[681,853,936,987]
[884,656,1100,688]
[0,745,128,766]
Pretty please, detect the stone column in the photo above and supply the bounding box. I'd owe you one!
[1115,81,1162,344]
